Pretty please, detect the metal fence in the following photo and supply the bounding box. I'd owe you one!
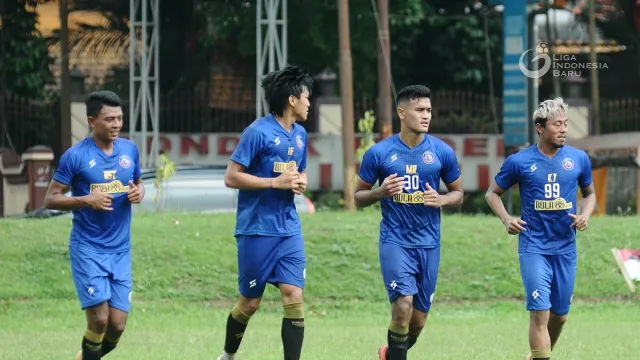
[4,89,640,157]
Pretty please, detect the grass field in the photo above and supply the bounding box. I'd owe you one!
[1,211,639,359]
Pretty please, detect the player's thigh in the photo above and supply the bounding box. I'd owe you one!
[414,246,441,313]
[549,251,578,316]
[237,235,280,298]
[70,246,112,310]
[271,233,306,290]
[108,250,133,313]
[519,253,553,311]
[379,241,419,304]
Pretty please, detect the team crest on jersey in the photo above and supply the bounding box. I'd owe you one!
[119,155,132,169]
[422,151,435,164]
[562,158,574,170]
[296,135,304,149]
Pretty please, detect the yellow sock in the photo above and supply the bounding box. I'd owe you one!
[531,349,551,359]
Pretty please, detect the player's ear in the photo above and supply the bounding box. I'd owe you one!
[396,107,404,120]
[87,117,96,129]
[288,95,296,107]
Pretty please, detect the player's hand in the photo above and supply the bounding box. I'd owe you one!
[292,175,307,195]
[423,183,442,208]
[85,188,114,211]
[503,216,527,235]
[273,166,300,190]
[377,173,405,198]
[128,180,143,204]
[569,213,589,231]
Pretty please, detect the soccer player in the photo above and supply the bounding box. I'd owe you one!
[44,90,144,360]
[354,85,464,360]
[217,64,313,360]
[485,97,596,360]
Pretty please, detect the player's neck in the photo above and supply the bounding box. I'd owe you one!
[536,141,560,158]
[275,112,296,132]
[91,134,115,153]
[399,129,424,149]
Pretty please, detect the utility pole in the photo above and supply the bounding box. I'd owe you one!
[338,0,356,211]
[588,0,600,134]
[59,0,72,152]
[377,0,392,139]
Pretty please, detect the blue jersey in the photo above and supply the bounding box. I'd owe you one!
[494,145,593,255]
[52,137,142,253]
[359,134,461,248]
[230,114,308,237]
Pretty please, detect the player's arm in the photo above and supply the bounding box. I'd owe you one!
[44,151,89,211]
[485,156,526,233]
[577,153,596,219]
[439,177,464,207]
[44,180,92,211]
[484,182,512,224]
[354,148,403,208]
[579,183,596,217]
[354,178,381,208]
[224,160,273,190]
[438,146,464,206]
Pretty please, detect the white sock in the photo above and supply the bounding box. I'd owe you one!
[222,352,236,360]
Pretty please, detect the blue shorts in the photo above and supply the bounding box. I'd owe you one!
[380,242,440,313]
[519,251,578,316]
[70,246,133,313]
[237,234,306,299]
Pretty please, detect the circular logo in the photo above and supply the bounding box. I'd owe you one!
[562,158,574,170]
[519,43,552,79]
[422,151,434,164]
[296,135,304,149]
[119,155,132,168]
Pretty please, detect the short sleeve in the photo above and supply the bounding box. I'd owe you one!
[52,150,77,186]
[230,126,263,168]
[358,148,380,185]
[298,131,308,172]
[494,155,520,190]
[578,152,593,188]
[440,145,462,185]
[133,144,142,181]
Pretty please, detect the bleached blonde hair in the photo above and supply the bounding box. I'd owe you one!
[533,97,568,123]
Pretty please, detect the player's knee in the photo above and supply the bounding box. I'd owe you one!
[109,320,127,337]
[529,310,550,330]
[550,312,568,326]
[410,315,427,334]
[391,297,413,324]
[238,296,262,316]
[86,305,110,333]
[280,284,303,304]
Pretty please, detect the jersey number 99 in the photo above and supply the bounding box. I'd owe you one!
[403,175,420,191]
[544,183,560,199]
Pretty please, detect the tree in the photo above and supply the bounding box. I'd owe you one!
[0,0,55,97]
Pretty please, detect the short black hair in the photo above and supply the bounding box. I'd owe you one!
[86,90,122,118]
[261,64,314,117]
[396,85,432,107]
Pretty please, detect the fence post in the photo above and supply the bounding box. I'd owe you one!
[22,146,55,212]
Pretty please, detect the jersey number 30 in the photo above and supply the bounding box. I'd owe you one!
[544,183,560,198]
[404,175,420,190]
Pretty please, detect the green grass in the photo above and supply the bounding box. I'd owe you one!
[1,212,639,359]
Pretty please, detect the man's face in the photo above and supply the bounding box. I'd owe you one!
[89,105,123,142]
[397,97,432,133]
[290,89,311,121]
[538,114,568,148]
